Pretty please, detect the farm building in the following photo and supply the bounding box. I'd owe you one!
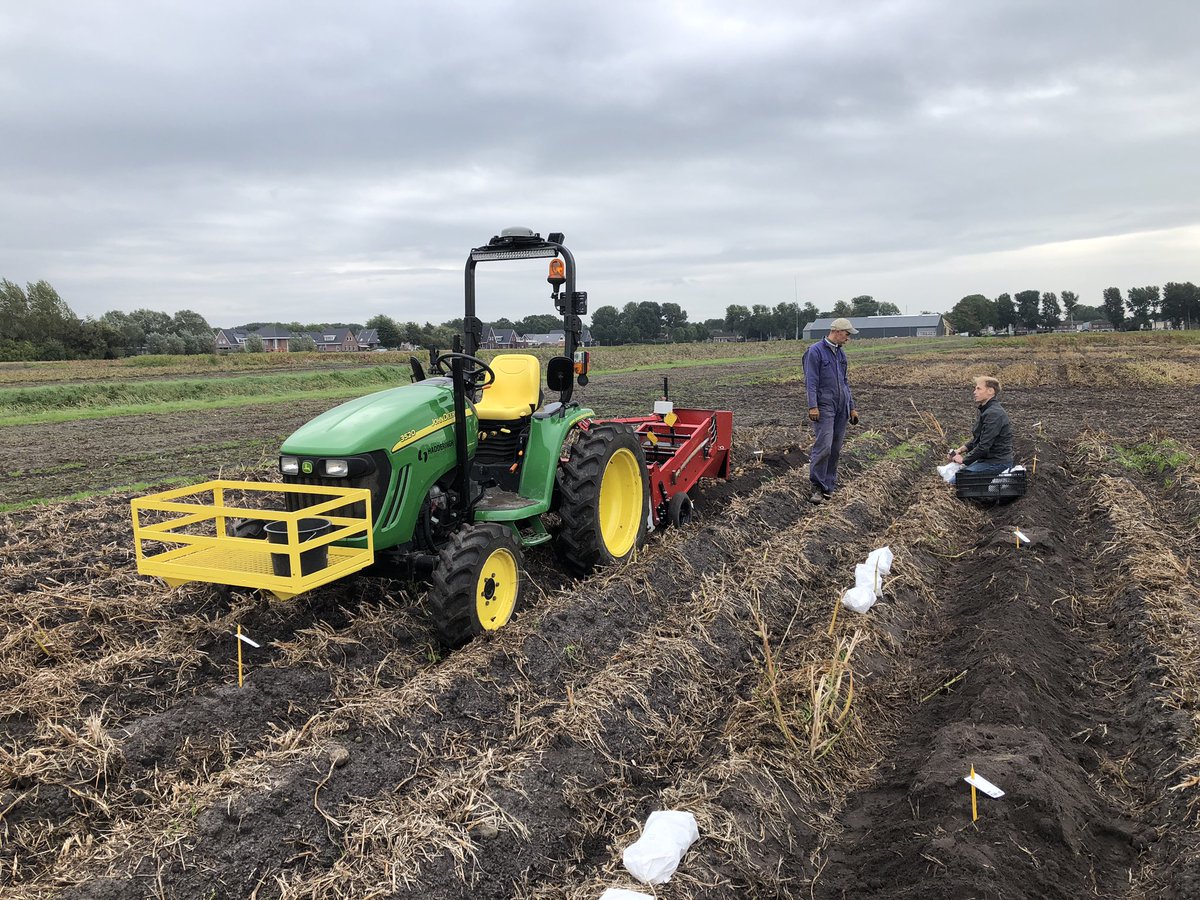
[803,314,952,340]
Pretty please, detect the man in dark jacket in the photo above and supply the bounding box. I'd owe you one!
[803,317,860,504]
[950,376,1013,477]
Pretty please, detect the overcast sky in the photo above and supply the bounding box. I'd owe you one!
[2,1,1198,327]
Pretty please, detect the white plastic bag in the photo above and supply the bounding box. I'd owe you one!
[600,890,653,900]
[854,562,881,596]
[840,585,876,614]
[937,461,963,483]
[622,811,699,885]
[865,545,894,577]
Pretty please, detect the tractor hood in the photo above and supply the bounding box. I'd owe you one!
[281,380,460,457]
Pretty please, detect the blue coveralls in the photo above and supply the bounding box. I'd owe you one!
[803,338,854,494]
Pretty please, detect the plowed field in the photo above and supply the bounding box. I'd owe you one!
[2,340,1199,899]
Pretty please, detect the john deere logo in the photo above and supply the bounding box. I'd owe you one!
[301,460,314,474]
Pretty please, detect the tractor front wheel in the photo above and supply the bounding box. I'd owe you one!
[555,423,649,578]
[427,523,524,648]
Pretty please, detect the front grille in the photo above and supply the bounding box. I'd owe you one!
[283,451,391,521]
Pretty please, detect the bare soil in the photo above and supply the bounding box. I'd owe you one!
[2,350,1198,899]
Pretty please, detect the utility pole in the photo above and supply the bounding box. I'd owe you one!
[794,276,799,341]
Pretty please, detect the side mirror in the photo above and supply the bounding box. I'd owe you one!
[546,356,573,393]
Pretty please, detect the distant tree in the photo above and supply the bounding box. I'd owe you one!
[630,301,664,341]
[164,334,186,355]
[740,304,769,341]
[1073,303,1104,322]
[946,294,996,335]
[244,333,264,352]
[1126,285,1159,330]
[488,317,517,331]
[1014,290,1041,329]
[848,295,878,317]
[617,319,642,345]
[365,314,403,348]
[877,301,902,316]
[725,304,751,337]
[144,332,169,354]
[589,305,622,344]
[100,310,145,356]
[128,308,174,339]
[830,300,854,318]
[183,331,216,354]
[1040,292,1062,328]
[1060,290,1079,324]
[289,334,317,352]
[172,309,211,336]
[692,321,712,341]
[660,302,687,332]
[994,293,1017,330]
[1161,282,1199,328]
[1100,287,1125,330]
[0,279,29,342]
[703,318,726,332]
[515,314,561,334]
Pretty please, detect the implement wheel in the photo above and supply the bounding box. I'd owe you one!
[427,523,524,648]
[555,422,649,578]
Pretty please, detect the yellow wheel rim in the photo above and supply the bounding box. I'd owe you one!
[476,547,518,631]
[598,447,642,558]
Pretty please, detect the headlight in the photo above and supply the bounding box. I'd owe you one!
[324,459,350,477]
[280,456,299,475]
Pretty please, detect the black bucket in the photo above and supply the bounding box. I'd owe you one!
[264,517,332,577]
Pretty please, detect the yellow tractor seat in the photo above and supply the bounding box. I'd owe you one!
[475,354,542,421]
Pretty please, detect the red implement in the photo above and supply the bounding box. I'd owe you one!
[598,407,732,527]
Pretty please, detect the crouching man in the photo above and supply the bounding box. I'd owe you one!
[949,376,1013,479]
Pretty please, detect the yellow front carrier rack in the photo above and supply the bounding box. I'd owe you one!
[131,480,374,600]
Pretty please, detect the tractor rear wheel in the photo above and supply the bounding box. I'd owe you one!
[555,423,649,578]
[427,523,524,648]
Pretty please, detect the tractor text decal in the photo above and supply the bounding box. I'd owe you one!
[418,437,454,462]
[390,408,475,454]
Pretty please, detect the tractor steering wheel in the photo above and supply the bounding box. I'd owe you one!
[430,352,496,390]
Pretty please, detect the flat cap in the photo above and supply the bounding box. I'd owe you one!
[829,317,859,334]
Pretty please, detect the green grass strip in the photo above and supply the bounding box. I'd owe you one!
[0,366,412,424]
[0,384,402,427]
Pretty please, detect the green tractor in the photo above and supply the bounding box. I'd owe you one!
[277,228,649,646]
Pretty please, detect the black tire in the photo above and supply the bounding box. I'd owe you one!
[426,523,524,648]
[555,423,650,578]
[666,492,693,528]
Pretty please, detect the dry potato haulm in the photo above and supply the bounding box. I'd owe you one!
[1,331,1199,898]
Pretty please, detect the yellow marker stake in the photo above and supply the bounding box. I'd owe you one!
[237,624,244,688]
[1032,455,1038,476]
[970,764,978,822]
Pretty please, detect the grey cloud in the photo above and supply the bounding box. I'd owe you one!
[1,0,1197,324]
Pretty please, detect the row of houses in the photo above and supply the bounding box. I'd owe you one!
[214,324,597,353]
[214,327,381,353]
[482,326,595,348]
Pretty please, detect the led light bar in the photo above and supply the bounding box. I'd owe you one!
[471,246,558,261]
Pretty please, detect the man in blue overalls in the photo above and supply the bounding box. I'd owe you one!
[803,317,860,504]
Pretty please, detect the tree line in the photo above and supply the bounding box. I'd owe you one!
[10,273,1196,363]
[0,280,219,361]
[944,284,1200,335]
[586,295,904,345]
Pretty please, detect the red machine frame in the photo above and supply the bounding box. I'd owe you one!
[600,406,732,527]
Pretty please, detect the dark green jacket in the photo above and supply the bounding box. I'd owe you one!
[964,398,1013,464]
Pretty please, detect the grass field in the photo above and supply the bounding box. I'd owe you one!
[3,331,1197,426]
